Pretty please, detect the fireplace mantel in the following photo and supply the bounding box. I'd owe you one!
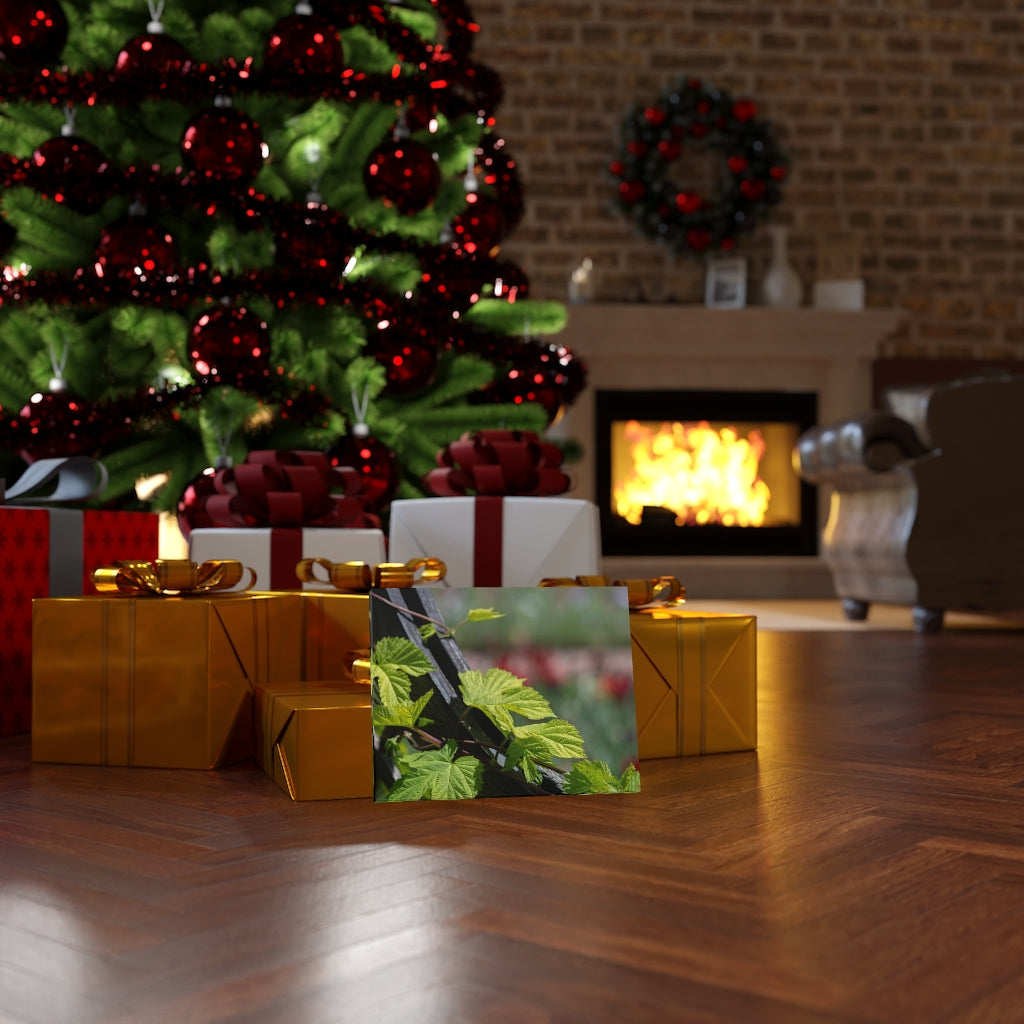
[553,304,905,598]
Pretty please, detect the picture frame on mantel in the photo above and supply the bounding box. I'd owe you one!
[704,258,747,309]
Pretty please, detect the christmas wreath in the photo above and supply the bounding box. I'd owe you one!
[609,76,789,258]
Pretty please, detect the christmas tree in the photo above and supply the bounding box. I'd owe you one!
[0,0,584,520]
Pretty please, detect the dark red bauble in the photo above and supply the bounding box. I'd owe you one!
[369,324,438,394]
[478,134,524,229]
[0,2,68,69]
[95,216,178,278]
[491,260,530,302]
[451,197,507,257]
[114,32,190,81]
[402,99,438,135]
[488,369,564,425]
[325,431,398,512]
[18,386,94,460]
[189,306,271,383]
[420,250,489,312]
[181,106,265,182]
[364,138,440,214]
[31,136,110,213]
[276,202,346,276]
[458,61,504,119]
[175,466,218,538]
[264,10,342,77]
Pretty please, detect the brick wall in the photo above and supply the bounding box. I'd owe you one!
[470,0,1024,356]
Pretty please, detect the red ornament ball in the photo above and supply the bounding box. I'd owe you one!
[264,10,342,77]
[18,384,94,460]
[31,136,110,213]
[451,197,507,257]
[175,466,218,538]
[370,323,438,394]
[189,306,271,384]
[402,99,438,135]
[364,138,440,214]
[95,216,178,279]
[0,2,68,69]
[114,31,190,82]
[326,430,399,512]
[181,105,265,182]
[276,202,347,276]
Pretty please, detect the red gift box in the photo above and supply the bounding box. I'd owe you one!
[0,459,160,736]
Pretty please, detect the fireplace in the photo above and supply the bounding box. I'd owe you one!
[595,389,818,557]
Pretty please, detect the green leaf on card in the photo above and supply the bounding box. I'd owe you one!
[508,719,587,761]
[458,667,554,732]
[371,691,433,730]
[370,635,434,706]
[386,739,484,801]
[465,607,504,623]
[564,760,642,795]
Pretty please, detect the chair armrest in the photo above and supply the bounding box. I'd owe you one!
[794,412,931,484]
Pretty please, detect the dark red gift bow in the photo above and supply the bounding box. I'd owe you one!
[422,429,570,497]
[422,430,570,587]
[197,450,380,530]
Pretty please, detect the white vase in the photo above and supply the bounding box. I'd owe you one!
[761,225,803,309]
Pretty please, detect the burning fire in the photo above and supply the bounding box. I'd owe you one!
[614,420,771,527]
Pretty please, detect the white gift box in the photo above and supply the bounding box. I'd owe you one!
[387,496,601,587]
[189,527,387,592]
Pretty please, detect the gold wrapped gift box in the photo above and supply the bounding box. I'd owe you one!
[31,559,439,777]
[631,609,756,760]
[32,592,304,769]
[255,680,372,801]
[302,592,371,681]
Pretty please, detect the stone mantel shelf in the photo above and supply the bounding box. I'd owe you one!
[558,304,904,362]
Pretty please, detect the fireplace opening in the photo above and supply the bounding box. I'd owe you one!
[595,389,818,557]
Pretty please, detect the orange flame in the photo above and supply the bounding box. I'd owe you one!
[614,420,771,527]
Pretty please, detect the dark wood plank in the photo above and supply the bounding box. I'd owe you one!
[3,628,1024,1023]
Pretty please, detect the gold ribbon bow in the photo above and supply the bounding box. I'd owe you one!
[538,574,685,608]
[91,559,255,596]
[294,557,447,591]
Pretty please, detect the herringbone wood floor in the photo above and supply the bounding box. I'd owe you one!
[3,628,1024,1024]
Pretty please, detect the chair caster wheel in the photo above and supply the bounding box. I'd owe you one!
[913,607,944,634]
[842,598,869,621]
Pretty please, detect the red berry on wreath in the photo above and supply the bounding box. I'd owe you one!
[0,2,68,69]
[619,181,644,204]
[181,99,265,182]
[733,99,758,122]
[685,228,711,252]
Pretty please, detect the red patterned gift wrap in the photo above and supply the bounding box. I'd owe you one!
[0,506,159,736]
